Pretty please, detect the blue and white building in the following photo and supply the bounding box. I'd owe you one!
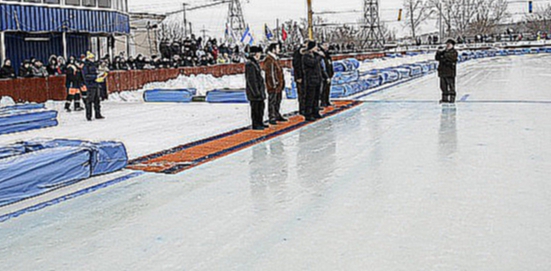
[0,0,130,69]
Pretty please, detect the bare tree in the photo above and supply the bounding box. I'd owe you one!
[469,0,509,35]
[524,3,551,34]
[403,0,433,39]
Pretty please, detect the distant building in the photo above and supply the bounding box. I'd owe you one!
[0,0,130,70]
[127,13,165,57]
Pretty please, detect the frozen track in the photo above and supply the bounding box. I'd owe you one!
[1,55,550,270]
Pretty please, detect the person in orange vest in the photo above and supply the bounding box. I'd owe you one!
[263,43,287,125]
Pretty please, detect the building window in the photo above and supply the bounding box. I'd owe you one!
[82,0,96,7]
[43,0,60,4]
[98,0,111,8]
[65,0,80,6]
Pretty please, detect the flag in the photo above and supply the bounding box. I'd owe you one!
[282,25,288,41]
[265,24,274,41]
[241,26,254,45]
[225,24,237,44]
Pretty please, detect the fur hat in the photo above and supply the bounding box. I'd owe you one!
[306,41,317,51]
[445,39,456,45]
[249,46,263,54]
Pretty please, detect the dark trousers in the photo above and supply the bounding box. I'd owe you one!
[250,100,265,128]
[85,86,102,120]
[99,82,108,100]
[268,91,283,121]
[65,91,82,109]
[321,81,331,106]
[305,81,322,117]
[296,81,306,115]
[440,77,456,102]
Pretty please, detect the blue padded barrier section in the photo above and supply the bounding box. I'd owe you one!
[0,105,58,135]
[0,119,58,136]
[0,104,45,113]
[20,139,128,176]
[0,143,26,160]
[144,89,193,103]
[285,87,297,100]
[0,147,92,207]
[206,89,248,104]
[332,71,360,85]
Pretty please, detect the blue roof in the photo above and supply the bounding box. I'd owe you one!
[0,4,130,34]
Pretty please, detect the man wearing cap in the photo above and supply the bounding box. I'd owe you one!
[436,39,459,103]
[82,51,104,121]
[301,41,327,121]
[245,46,268,130]
[264,43,287,125]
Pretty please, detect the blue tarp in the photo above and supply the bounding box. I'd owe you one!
[332,71,360,85]
[285,87,297,100]
[144,89,193,103]
[0,105,58,135]
[0,104,45,113]
[0,119,58,136]
[0,143,26,160]
[206,89,248,103]
[333,58,360,73]
[0,147,92,207]
[20,139,128,176]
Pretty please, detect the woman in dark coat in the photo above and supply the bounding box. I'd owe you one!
[0,59,16,79]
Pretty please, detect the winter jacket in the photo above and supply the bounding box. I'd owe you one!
[263,53,285,93]
[0,65,16,79]
[292,48,304,81]
[436,48,458,78]
[245,58,266,102]
[19,66,34,78]
[32,66,48,77]
[82,60,99,88]
[321,49,335,79]
[65,64,80,89]
[302,49,326,85]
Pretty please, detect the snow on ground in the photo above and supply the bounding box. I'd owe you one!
[0,99,299,159]
[0,54,550,270]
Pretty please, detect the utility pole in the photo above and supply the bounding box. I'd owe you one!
[201,26,209,42]
[182,2,188,38]
[227,0,246,39]
[307,0,314,40]
[360,0,384,49]
[276,18,280,41]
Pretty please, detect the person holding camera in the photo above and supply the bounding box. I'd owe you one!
[435,39,459,104]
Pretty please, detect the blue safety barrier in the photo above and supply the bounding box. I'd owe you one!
[332,71,360,85]
[0,105,58,135]
[0,147,92,206]
[144,89,194,103]
[206,89,248,103]
[285,87,297,99]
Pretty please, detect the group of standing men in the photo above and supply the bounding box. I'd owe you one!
[245,40,334,130]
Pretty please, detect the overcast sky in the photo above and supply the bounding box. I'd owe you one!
[128,0,529,39]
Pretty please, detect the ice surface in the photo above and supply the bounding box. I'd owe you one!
[0,55,550,270]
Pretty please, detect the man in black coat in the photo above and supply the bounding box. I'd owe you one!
[245,46,268,131]
[82,52,104,121]
[436,39,459,103]
[302,41,327,121]
[292,41,308,115]
[320,42,334,107]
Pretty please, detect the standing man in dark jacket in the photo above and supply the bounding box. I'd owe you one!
[82,51,104,121]
[292,41,308,115]
[264,43,287,125]
[0,59,16,79]
[320,42,334,107]
[436,39,459,103]
[302,41,327,121]
[245,46,268,131]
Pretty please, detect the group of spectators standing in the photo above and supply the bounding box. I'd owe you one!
[245,40,334,130]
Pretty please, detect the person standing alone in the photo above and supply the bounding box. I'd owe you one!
[436,39,459,103]
[82,52,104,121]
[245,46,268,131]
[264,43,287,125]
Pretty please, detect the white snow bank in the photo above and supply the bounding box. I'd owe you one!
[359,53,435,72]
[0,96,16,107]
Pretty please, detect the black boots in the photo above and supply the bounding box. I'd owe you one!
[64,102,72,112]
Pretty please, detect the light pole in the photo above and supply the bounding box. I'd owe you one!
[307,0,314,40]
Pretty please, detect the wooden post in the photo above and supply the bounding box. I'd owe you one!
[307,0,313,40]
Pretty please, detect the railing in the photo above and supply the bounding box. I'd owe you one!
[0,52,387,102]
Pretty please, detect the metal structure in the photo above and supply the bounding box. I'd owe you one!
[360,0,384,49]
[227,0,246,39]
